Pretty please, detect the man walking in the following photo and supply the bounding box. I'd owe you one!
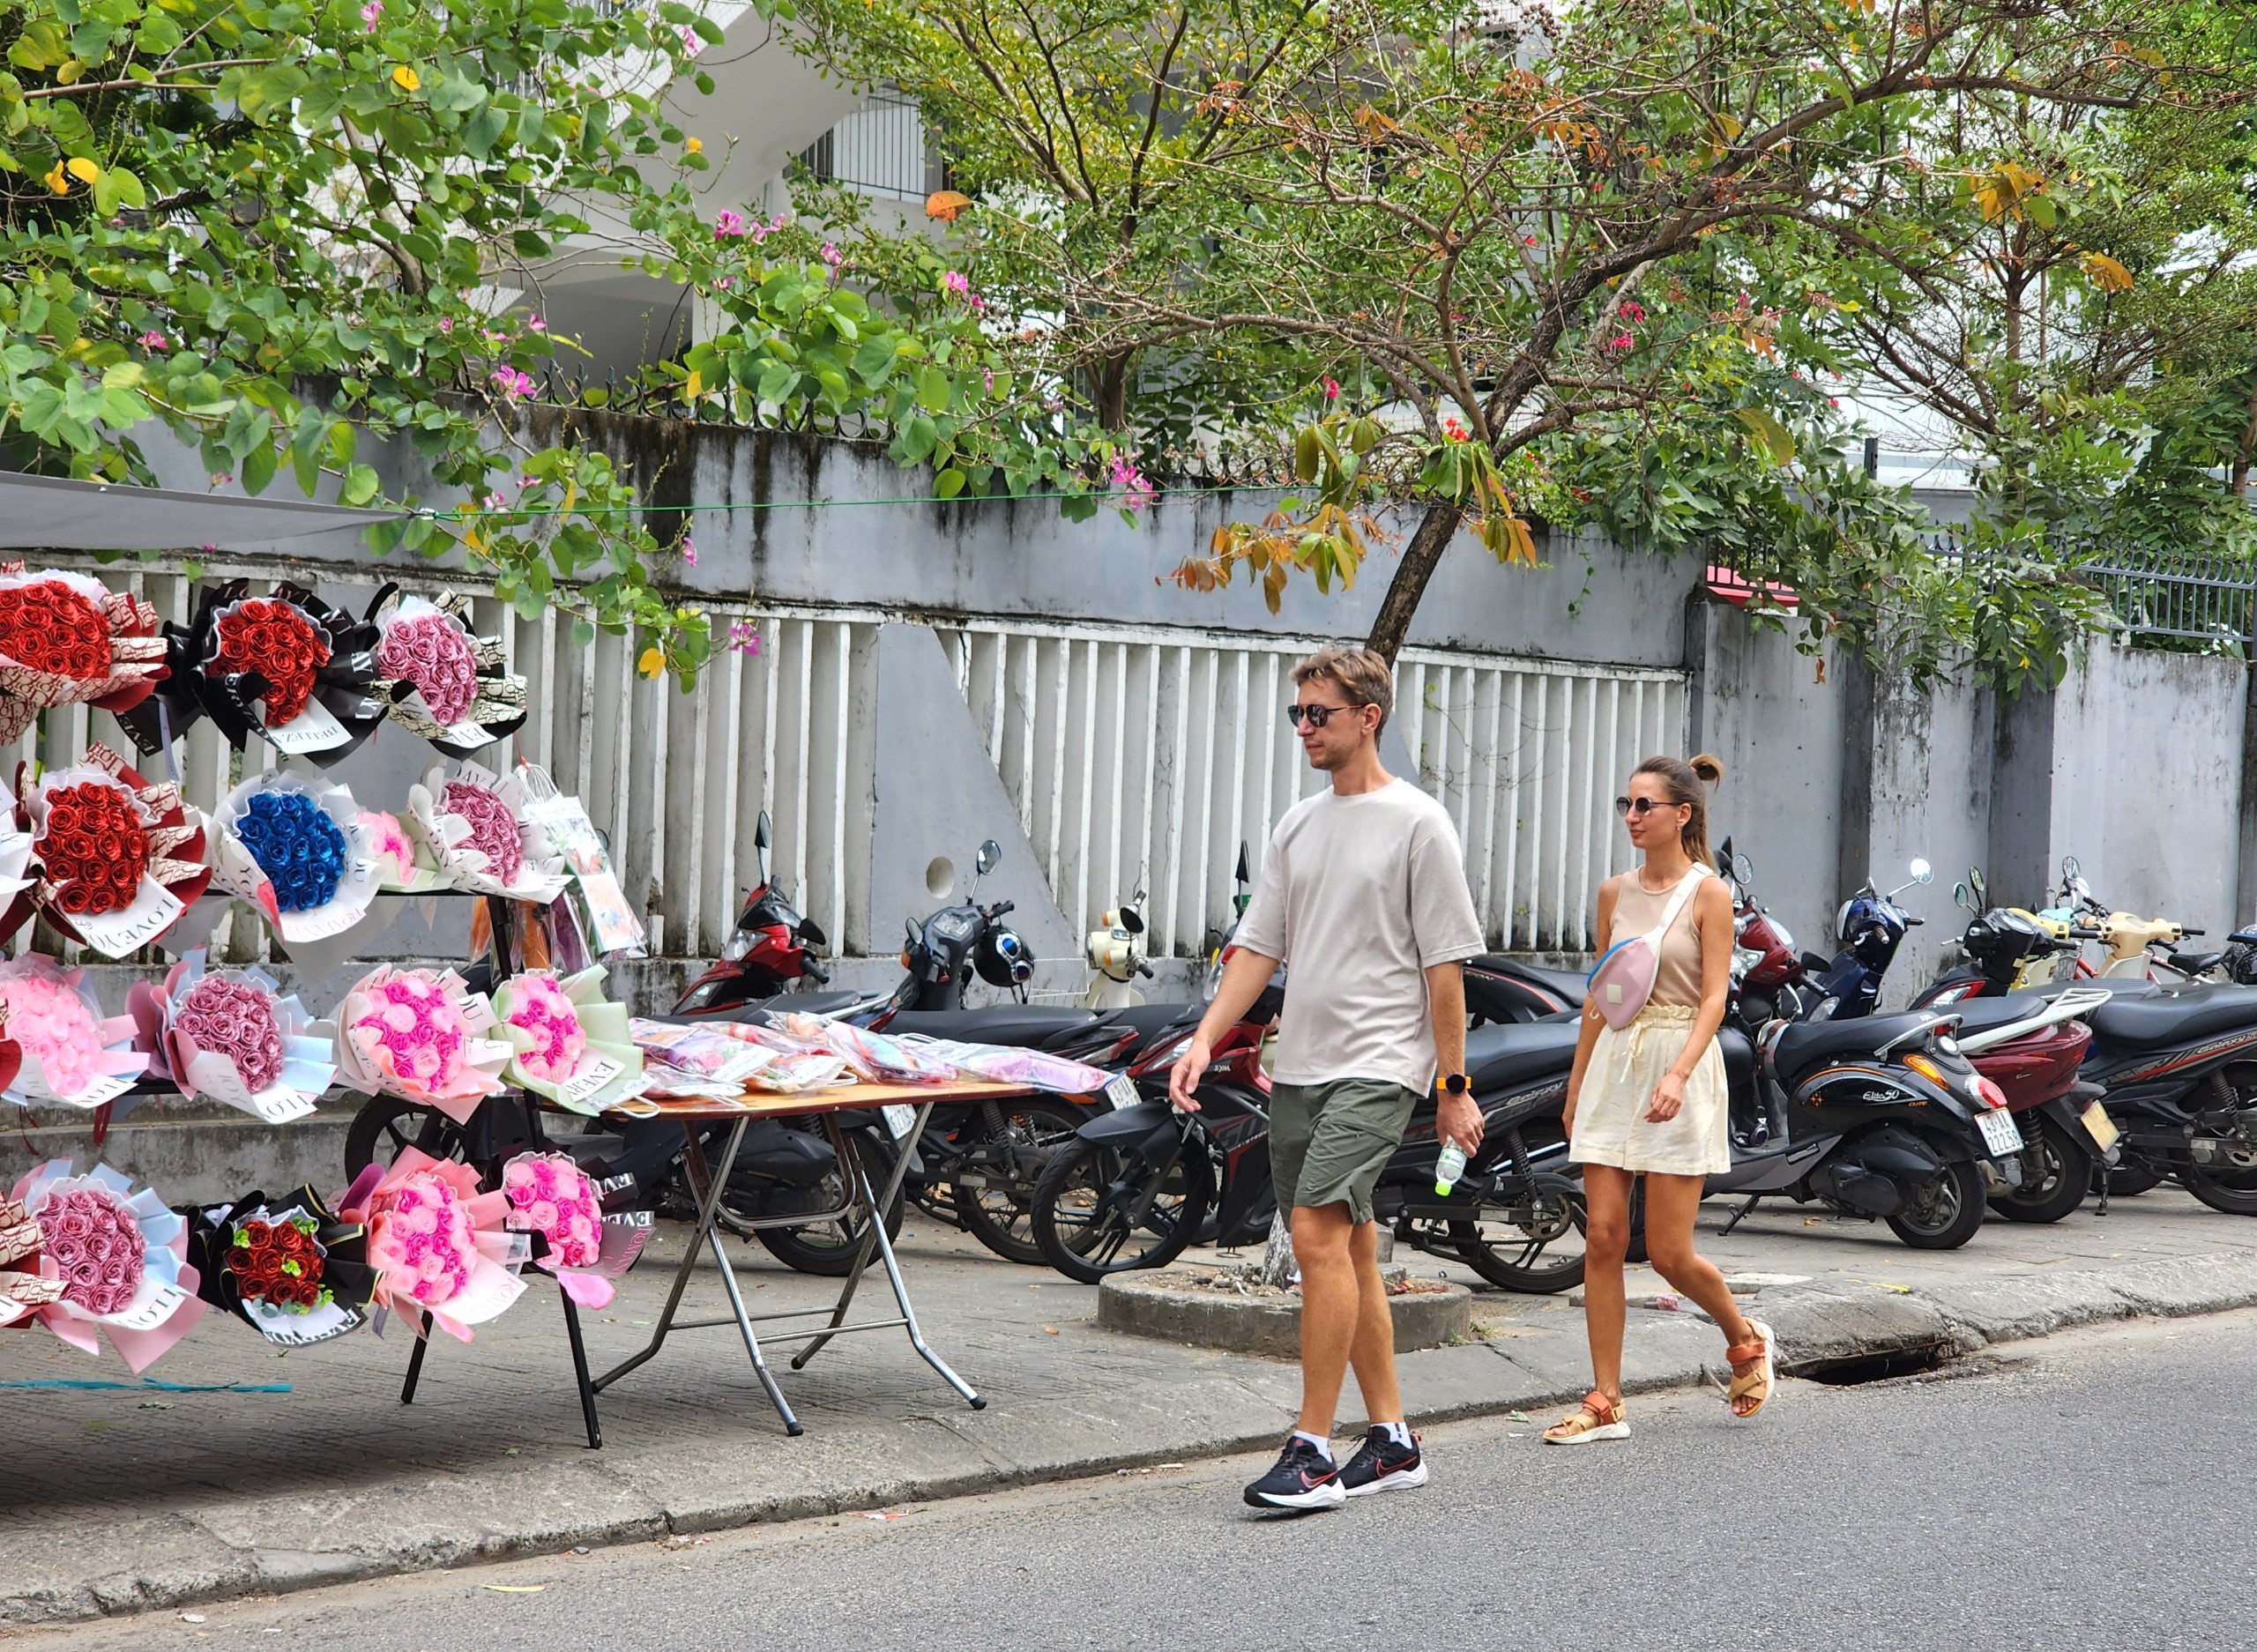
[1170,645,1486,1511]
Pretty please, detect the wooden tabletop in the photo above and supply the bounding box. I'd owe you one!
[598,1077,1038,1123]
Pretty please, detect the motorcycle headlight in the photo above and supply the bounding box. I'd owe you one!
[722,928,756,963]
[1732,945,1762,980]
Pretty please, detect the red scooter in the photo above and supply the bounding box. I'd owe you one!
[674,810,854,1017]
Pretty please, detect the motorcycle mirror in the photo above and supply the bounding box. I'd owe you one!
[1968,867,1989,906]
[1909,859,1933,884]
[1119,905,1144,935]
[1954,880,1971,910]
[1716,834,1733,875]
[1234,842,1250,886]
[2061,854,2081,881]
[976,839,1002,876]
[1732,852,1754,886]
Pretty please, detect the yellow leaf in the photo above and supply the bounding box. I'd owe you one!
[56,59,82,85]
[391,64,421,92]
[65,156,100,184]
[684,368,703,399]
[637,646,665,679]
[42,162,69,196]
[2081,251,2134,293]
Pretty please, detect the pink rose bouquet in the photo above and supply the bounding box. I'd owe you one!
[338,1146,524,1342]
[127,953,338,1122]
[405,761,568,903]
[499,1150,644,1309]
[9,1159,204,1372]
[0,955,145,1106]
[491,966,643,1112]
[334,965,509,1122]
[366,586,526,755]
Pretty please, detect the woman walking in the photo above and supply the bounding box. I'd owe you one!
[1544,754,1774,1443]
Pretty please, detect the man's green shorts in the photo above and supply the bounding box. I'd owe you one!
[1267,1078,1421,1226]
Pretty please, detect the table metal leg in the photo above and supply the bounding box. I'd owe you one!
[788,1117,883,1372]
[790,1103,981,1410]
[593,1117,747,1393]
[559,1289,604,1449]
[707,1224,802,1435]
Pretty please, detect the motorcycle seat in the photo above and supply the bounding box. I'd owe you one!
[2086,984,2257,1051]
[1464,1019,1582,1093]
[1465,956,1588,1011]
[2171,949,2228,977]
[1770,1009,1950,1080]
[884,1006,1104,1046]
[1938,994,2053,1038]
[1096,1002,1196,1039]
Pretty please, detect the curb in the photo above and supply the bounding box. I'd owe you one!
[11,1249,2257,1628]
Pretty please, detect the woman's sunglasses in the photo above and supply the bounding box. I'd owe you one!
[1616,795,1680,818]
[1285,703,1359,729]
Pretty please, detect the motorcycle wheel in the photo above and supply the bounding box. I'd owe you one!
[1988,1113,2091,1224]
[1446,1171,1588,1293]
[344,1095,475,1184]
[2179,1150,2257,1217]
[1885,1159,1988,1250]
[951,1098,1093,1266]
[749,1134,906,1277]
[1030,1134,1212,1284]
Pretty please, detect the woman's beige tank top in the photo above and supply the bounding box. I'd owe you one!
[1605,872,1709,1008]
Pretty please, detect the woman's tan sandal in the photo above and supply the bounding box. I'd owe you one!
[1725,1319,1776,1418]
[1543,1390,1629,1445]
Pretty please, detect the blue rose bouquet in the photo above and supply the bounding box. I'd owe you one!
[208,772,380,961]
[235,791,346,912]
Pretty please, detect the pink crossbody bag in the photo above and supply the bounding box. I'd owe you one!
[1586,867,1707,1031]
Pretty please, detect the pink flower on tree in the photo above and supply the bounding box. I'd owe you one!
[714,209,749,238]
[361,0,383,28]
[1322,377,1341,401]
[1108,455,1157,512]
[526,315,547,333]
[820,242,842,270]
[490,367,534,399]
[138,331,168,349]
[727,620,763,656]
[1619,300,1646,324]
[942,270,970,295]
[680,535,697,567]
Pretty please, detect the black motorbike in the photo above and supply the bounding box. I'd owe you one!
[2069,986,2257,1215]
[1709,1009,2022,1249]
[1031,1001,1598,1292]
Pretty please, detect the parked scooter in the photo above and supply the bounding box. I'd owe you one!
[672,810,860,1017]
[1711,1010,2025,1249]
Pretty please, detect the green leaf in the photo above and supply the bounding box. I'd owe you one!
[934,468,965,498]
[916,366,952,412]
[340,464,382,507]
[240,441,277,496]
[1729,407,1797,466]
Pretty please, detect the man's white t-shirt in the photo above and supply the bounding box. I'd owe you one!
[1233,778,1486,1093]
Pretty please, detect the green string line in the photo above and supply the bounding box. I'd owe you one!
[0,1378,294,1392]
[422,480,1245,521]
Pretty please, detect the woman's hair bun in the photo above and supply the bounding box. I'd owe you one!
[1689,752,1725,788]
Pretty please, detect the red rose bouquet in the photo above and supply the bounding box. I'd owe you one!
[119,580,385,765]
[181,1184,376,1345]
[8,745,210,956]
[0,568,166,745]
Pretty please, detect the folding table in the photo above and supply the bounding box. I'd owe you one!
[585,1081,1023,1435]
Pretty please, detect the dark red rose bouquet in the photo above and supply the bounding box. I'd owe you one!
[0,569,167,745]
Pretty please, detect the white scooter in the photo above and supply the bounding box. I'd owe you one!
[1082,890,1154,1010]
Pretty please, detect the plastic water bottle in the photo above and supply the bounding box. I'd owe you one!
[1434,1141,1468,1198]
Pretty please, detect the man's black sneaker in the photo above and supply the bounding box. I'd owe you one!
[1243,1436,1346,1511]
[1338,1427,1427,1497]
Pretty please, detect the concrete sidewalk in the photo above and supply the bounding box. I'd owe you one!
[9,1187,2257,1629]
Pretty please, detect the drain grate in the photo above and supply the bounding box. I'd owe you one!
[1795,1346,1946,1386]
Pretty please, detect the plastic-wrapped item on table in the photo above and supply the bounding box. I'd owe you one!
[816,1023,959,1085]
[920,1040,1113,1097]
[741,1050,855,1094]
[627,1019,779,1086]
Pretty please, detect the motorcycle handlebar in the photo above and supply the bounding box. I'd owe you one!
[801,962,831,985]
[984,899,1016,919]
[2183,926,2208,937]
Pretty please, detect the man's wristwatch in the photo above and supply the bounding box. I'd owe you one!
[1438,1072,1470,1097]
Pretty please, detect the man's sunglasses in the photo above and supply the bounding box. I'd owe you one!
[1285,703,1361,729]
[1615,795,1680,817]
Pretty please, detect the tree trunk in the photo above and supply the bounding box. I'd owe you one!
[1364,500,1464,665]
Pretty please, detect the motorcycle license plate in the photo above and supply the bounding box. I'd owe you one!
[881,1103,917,1141]
[1106,1074,1139,1111]
[1978,1109,2024,1157]
[2082,1100,2120,1153]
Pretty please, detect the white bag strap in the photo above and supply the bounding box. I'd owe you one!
[1641,866,1707,948]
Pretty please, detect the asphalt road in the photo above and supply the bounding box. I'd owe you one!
[30,1313,2257,1652]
